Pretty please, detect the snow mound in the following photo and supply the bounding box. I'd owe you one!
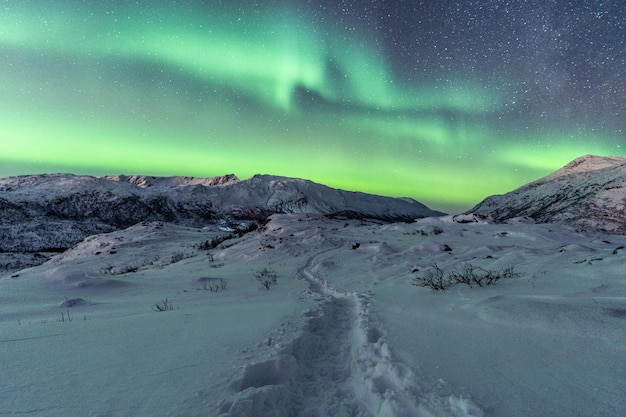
[45,267,124,289]
[237,357,296,391]
[451,214,492,224]
[58,297,88,308]
[407,242,453,254]
[46,267,89,285]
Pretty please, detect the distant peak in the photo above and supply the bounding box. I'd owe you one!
[562,154,626,171]
[541,154,626,181]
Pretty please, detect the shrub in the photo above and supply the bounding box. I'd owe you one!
[170,252,195,264]
[411,263,447,291]
[198,239,215,251]
[199,278,228,292]
[101,263,138,275]
[254,267,278,290]
[100,256,160,274]
[412,263,519,291]
[57,310,72,322]
[198,234,234,251]
[236,222,258,236]
[152,298,175,312]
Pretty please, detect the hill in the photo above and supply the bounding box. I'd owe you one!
[468,154,626,233]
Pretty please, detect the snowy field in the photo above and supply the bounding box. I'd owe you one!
[1,214,625,417]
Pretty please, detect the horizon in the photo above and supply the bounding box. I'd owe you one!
[1,1,624,213]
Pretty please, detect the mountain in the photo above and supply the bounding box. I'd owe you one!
[468,154,626,233]
[0,173,443,270]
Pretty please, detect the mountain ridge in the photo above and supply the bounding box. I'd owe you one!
[0,173,443,270]
[468,154,626,233]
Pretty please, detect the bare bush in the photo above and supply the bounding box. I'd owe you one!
[412,263,519,291]
[411,263,447,291]
[254,267,278,290]
[198,234,234,251]
[100,255,160,275]
[101,263,138,275]
[170,251,195,264]
[57,310,72,322]
[448,263,479,287]
[152,298,175,312]
[199,278,228,292]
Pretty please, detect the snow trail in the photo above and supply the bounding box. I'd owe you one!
[296,251,427,417]
[223,246,483,417]
[286,294,362,416]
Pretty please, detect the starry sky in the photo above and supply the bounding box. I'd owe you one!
[1,1,624,213]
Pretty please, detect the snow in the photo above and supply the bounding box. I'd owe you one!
[1,214,625,416]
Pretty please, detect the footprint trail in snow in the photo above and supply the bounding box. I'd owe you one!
[222,246,485,417]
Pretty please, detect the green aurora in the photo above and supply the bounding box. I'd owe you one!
[1,1,623,213]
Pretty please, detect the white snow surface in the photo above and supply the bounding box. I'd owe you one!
[1,214,624,416]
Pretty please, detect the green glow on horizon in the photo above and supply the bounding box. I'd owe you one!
[497,136,621,173]
[3,110,597,213]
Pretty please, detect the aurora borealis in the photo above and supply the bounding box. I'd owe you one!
[1,1,624,213]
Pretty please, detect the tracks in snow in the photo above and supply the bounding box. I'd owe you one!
[222,247,483,417]
[293,251,427,417]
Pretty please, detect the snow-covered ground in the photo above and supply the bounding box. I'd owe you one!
[1,214,625,416]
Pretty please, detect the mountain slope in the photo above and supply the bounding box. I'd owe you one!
[469,154,626,233]
[0,173,442,260]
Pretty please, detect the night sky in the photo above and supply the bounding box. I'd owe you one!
[1,1,624,213]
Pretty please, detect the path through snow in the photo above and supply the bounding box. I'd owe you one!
[222,244,484,417]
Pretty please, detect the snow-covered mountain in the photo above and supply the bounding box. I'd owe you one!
[468,154,626,233]
[0,173,442,269]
